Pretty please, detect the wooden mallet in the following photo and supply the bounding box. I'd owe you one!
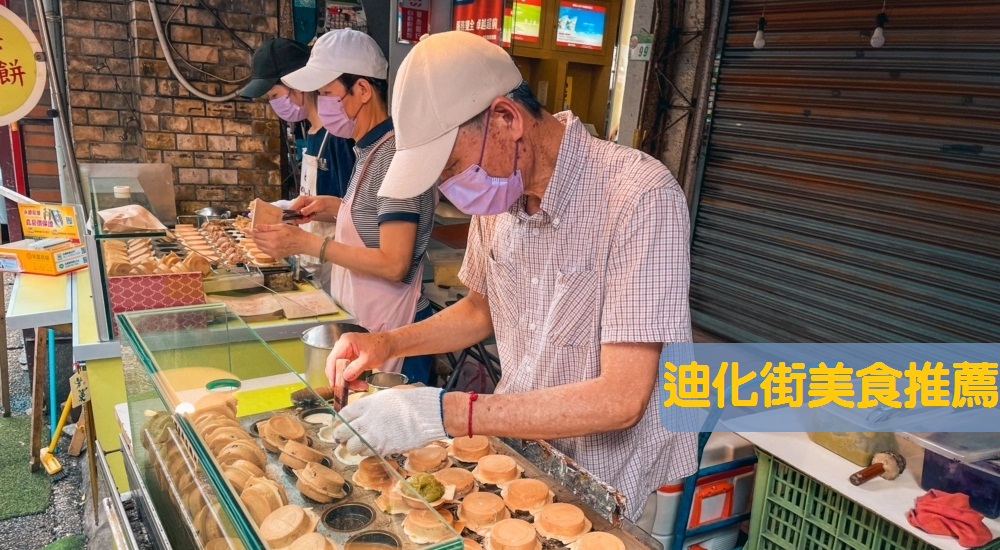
[850,451,907,486]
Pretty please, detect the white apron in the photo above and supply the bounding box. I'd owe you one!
[329,130,423,373]
[300,131,337,291]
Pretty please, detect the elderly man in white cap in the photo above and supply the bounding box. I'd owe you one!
[329,31,696,524]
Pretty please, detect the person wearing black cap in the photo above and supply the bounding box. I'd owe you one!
[240,38,356,291]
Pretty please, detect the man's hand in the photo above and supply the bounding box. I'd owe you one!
[326,332,395,397]
[331,387,447,456]
[249,223,316,259]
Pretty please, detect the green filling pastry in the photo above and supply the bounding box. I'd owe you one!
[405,473,445,502]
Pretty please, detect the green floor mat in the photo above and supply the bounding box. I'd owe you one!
[40,534,85,550]
[0,417,52,521]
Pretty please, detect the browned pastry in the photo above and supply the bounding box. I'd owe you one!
[450,435,493,463]
[402,508,461,544]
[575,531,626,550]
[294,462,347,503]
[462,538,484,550]
[259,505,320,548]
[533,503,592,543]
[487,518,542,550]
[352,456,403,492]
[472,454,521,487]
[218,439,268,470]
[433,467,477,500]
[288,532,338,550]
[501,478,553,514]
[279,440,327,470]
[405,444,450,474]
[208,427,255,456]
[458,492,510,534]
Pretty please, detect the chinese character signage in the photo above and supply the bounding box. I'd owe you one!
[658,343,1000,433]
[18,203,83,242]
[0,6,48,126]
[503,0,542,46]
[398,0,431,43]
[453,0,504,45]
[70,372,91,407]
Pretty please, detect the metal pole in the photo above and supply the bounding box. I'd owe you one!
[30,0,86,207]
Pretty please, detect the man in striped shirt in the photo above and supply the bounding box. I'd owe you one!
[329,31,697,523]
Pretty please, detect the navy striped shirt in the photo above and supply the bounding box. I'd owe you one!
[344,118,434,312]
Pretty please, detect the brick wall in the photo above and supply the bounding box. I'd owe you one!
[61,0,286,215]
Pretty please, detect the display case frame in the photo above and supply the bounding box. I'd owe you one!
[117,304,463,550]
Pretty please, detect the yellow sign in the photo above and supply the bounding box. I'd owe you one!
[0,6,47,126]
[18,203,83,242]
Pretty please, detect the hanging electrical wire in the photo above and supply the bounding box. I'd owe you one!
[147,0,241,102]
[163,3,251,84]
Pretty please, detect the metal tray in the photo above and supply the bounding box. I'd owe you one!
[235,407,658,549]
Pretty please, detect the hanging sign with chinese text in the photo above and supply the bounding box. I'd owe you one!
[453,0,504,45]
[398,0,431,43]
[18,203,83,242]
[0,6,47,126]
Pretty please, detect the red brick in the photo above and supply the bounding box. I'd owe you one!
[138,59,170,78]
[207,135,237,152]
[139,97,173,113]
[105,59,132,77]
[101,93,129,110]
[220,48,252,67]
[162,151,195,167]
[157,80,181,96]
[135,39,158,58]
[91,143,123,159]
[237,170,267,186]
[67,73,85,89]
[138,78,157,96]
[201,29,232,48]
[132,20,157,39]
[66,56,97,73]
[28,162,59,176]
[187,45,219,64]
[174,185,196,201]
[226,186,254,202]
[196,186,227,201]
[24,132,55,148]
[80,38,114,57]
[256,186,280,202]
[208,169,238,185]
[205,103,235,118]
[84,74,117,92]
[74,142,90,159]
[71,109,89,125]
[250,15,277,34]
[26,147,57,162]
[226,153,255,169]
[161,116,191,133]
[140,114,159,132]
[71,91,100,109]
[253,120,279,135]
[143,132,176,149]
[236,102,268,119]
[77,1,112,20]
[191,117,222,134]
[141,150,163,164]
[194,152,225,168]
[73,125,104,141]
[177,134,207,150]
[178,168,208,184]
[88,109,120,126]
[169,25,202,44]
[254,154,279,171]
[63,18,95,37]
[237,137,266,153]
[174,99,206,116]
[123,144,141,160]
[95,22,127,38]
[223,119,252,136]
[30,189,62,203]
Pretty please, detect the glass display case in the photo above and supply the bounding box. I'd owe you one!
[118,304,463,550]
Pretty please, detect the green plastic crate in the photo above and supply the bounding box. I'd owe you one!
[746,449,1000,550]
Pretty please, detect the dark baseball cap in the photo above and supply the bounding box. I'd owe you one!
[239,38,311,98]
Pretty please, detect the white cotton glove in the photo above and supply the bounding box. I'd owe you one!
[270,200,293,209]
[332,387,447,456]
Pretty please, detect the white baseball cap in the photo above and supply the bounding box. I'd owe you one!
[282,29,388,92]
[378,31,523,199]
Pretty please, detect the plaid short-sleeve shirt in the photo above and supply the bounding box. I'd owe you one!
[458,112,698,520]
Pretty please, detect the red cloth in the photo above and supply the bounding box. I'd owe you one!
[906,489,993,548]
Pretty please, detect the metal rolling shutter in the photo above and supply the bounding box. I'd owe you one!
[689,0,1000,342]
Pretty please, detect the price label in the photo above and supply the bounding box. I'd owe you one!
[70,372,91,407]
[629,32,653,62]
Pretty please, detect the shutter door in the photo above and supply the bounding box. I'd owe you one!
[689,0,1000,342]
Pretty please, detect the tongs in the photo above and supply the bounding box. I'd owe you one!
[282,209,306,222]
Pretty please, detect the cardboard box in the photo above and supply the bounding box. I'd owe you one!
[0,238,89,275]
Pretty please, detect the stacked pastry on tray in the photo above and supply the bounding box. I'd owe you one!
[102,238,212,276]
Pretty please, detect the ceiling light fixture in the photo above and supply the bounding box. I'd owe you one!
[871,1,888,48]
[753,1,767,49]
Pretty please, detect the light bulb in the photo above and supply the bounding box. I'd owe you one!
[870,26,885,48]
[753,30,766,49]
[754,16,767,49]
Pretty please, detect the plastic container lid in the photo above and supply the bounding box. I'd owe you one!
[901,432,1000,462]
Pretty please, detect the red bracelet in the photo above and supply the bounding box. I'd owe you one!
[467,391,478,438]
